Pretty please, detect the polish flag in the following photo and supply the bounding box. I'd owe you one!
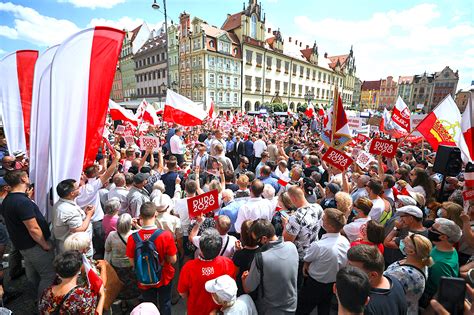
[461,93,473,162]
[381,108,407,138]
[305,103,315,118]
[49,27,124,203]
[134,99,148,120]
[208,98,216,119]
[109,99,139,126]
[0,50,38,153]
[82,255,103,293]
[142,103,160,125]
[164,89,207,126]
[416,95,470,160]
[465,171,474,188]
[391,96,411,132]
[29,46,58,217]
[277,174,291,186]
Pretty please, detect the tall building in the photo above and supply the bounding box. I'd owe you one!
[167,22,180,91]
[133,31,168,104]
[397,76,414,109]
[222,0,350,112]
[111,63,123,102]
[179,12,242,111]
[379,76,398,108]
[431,66,459,109]
[353,77,362,108]
[360,80,381,110]
[327,47,357,108]
[455,90,471,113]
[412,72,434,112]
[119,23,151,103]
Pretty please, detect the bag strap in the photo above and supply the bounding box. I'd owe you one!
[117,232,127,245]
[52,286,78,315]
[132,231,143,245]
[148,229,164,243]
[255,252,264,297]
[219,235,230,256]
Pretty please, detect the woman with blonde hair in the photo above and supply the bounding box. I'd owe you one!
[438,201,463,228]
[384,234,433,315]
[335,191,352,218]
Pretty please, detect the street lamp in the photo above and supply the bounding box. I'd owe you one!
[304,90,315,105]
[160,82,167,107]
[152,0,170,88]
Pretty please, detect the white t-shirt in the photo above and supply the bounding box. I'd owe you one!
[223,294,258,315]
[76,177,104,222]
[369,198,385,223]
[170,134,185,154]
[253,139,267,158]
[174,199,190,236]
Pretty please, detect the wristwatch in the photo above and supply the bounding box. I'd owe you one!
[393,227,398,232]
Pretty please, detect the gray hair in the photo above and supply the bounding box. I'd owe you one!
[435,218,462,243]
[199,228,222,260]
[222,189,234,201]
[117,213,132,235]
[262,184,275,200]
[64,232,91,252]
[104,197,121,215]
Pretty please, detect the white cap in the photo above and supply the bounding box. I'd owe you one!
[397,205,423,219]
[205,275,237,302]
[396,195,417,206]
[130,302,160,315]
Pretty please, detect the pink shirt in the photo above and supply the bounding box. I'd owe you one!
[102,214,118,239]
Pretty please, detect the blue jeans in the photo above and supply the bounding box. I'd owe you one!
[141,283,172,315]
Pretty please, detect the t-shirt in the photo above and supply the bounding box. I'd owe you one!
[126,226,177,290]
[3,192,51,250]
[178,256,236,315]
[369,198,385,222]
[364,275,408,315]
[232,248,258,297]
[223,294,258,315]
[424,247,459,300]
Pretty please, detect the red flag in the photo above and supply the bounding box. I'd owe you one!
[208,98,216,120]
[82,255,103,293]
[461,93,473,161]
[391,96,411,132]
[277,174,291,186]
[142,103,159,125]
[164,90,207,126]
[305,103,315,118]
[109,99,138,126]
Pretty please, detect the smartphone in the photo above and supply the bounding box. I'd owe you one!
[437,276,466,314]
[280,210,289,219]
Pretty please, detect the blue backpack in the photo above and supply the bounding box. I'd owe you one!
[132,229,163,285]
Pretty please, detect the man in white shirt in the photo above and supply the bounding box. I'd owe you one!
[366,180,385,223]
[53,179,95,257]
[170,127,186,165]
[343,197,372,242]
[234,179,273,233]
[297,208,350,315]
[76,151,120,259]
[210,130,226,157]
[174,179,199,261]
[107,173,129,214]
[253,134,267,167]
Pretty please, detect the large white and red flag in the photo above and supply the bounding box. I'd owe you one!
[461,92,474,162]
[143,103,159,125]
[163,89,208,126]
[391,96,411,132]
[109,99,139,126]
[29,46,59,217]
[0,50,38,153]
[416,95,470,160]
[321,94,352,148]
[380,108,407,138]
[208,98,216,120]
[50,26,124,202]
[82,255,103,293]
[305,103,315,118]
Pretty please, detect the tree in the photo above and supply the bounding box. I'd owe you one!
[297,104,307,112]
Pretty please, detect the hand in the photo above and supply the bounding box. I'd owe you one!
[86,205,95,217]
[394,220,403,229]
[430,284,474,315]
[461,213,470,224]
[241,271,249,282]
[397,180,407,188]
[176,176,181,185]
[235,240,243,251]
[302,263,309,277]
[196,214,205,225]
[42,242,52,251]
[114,150,121,161]
[132,218,140,229]
[195,166,200,174]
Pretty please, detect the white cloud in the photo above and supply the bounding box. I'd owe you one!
[88,16,145,31]
[0,2,80,46]
[57,0,125,9]
[288,3,474,86]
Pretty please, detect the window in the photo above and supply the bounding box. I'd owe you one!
[265,79,271,92]
[147,57,150,65]
[275,80,280,92]
[234,77,238,87]
[135,61,139,68]
[318,72,321,81]
[246,50,253,64]
[298,85,303,96]
[145,87,148,95]
[193,38,200,49]
[161,52,165,60]
[283,82,288,94]
[152,56,155,63]
[218,75,223,84]
[317,88,320,98]
[256,53,262,67]
[299,67,303,77]
[218,92,223,102]
[323,73,326,83]
[233,92,238,102]
[255,77,262,91]
[226,76,230,86]
[226,60,231,70]
[226,92,230,102]
[153,86,157,94]
[209,56,215,66]
[192,57,196,67]
[210,91,215,101]
[245,75,252,90]
[285,61,290,73]
[292,64,297,76]
[291,83,296,94]
[306,68,310,79]
[276,59,282,71]
[209,40,215,48]
[312,70,316,80]
[251,14,257,39]
[152,72,156,80]
[266,56,272,69]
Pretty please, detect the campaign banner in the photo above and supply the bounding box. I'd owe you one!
[187,189,219,217]
[124,135,135,146]
[348,117,362,129]
[463,190,474,202]
[322,147,353,171]
[278,124,286,130]
[139,136,160,151]
[369,138,398,158]
[115,125,125,135]
[356,151,375,169]
[356,134,369,142]
[123,129,133,137]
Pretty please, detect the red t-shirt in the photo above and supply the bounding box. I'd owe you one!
[178,256,236,315]
[126,228,177,290]
[350,239,385,255]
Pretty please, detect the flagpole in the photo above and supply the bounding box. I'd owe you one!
[330,86,339,147]
[422,138,425,160]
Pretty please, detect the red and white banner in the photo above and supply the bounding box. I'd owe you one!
[139,136,160,151]
[356,151,375,169]
[322,147,353,171]
[461,93,473,162]
[109,99,139,126]
[114,125,125,134]
[163,89,208,126]
[277,174,291,187]
[391,96,411,132]
[50,27,124,203]
[187,189,219,217]
[369,138,398,158]
[208,98,216,120]
[463,189,474,202]
[82,254,103,293]
[0,50,38,153]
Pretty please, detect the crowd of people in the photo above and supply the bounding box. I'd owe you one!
[0,111,473,315]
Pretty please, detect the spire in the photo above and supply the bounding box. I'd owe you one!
[313,40,318,55]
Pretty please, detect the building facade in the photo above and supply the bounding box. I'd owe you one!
[167,22,180,91]
[431,66,459,109]
[327,47,357,108]
[379,76,398,109]
[111,63,123,102]
[397,76,414,109]
[352,77,362,108]
[360,80,381,110]
[179,12,242,111]
[455,90,472,113]
[133,31,168,104]
[412,72,434,112]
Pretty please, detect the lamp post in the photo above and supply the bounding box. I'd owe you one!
[152,0,170,88]
[160,82,167,108]
[304,90,314,106]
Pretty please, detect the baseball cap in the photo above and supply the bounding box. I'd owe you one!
[396,195,417,207]
[12,150,25,158]
[205,275,237,302]
[326,183,341,195]
[130,302,160,315]
[133,172,149,184]
[397,205,423,219]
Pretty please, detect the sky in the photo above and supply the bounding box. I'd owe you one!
[1,0,473,89]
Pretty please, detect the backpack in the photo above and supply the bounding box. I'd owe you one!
[132,229,163,285]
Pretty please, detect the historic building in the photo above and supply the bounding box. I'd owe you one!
[178,12,242,111]
[167,22,180,91]
[360,80,381,110]
[327,47,357,107]
[379,76,398,108]
[111,63,123,102]
[455,90,471,113]
[133,31,168,104]
[352,77,362,108]
[397,76,414,109]
[411,72,434,112]
[431,66,459,109]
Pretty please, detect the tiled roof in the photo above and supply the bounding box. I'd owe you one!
[398,76,413,84]
[361,80,381,91]
[130,24,142,42]
[327,54,349,69]
[222,12,242,31]
[300,48,313,62]
[201,23,240,45]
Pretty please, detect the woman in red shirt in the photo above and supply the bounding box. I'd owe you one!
[350,219,385,254]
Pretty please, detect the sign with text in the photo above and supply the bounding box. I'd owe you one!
[463,190,474,202]
[115,125,125,135]
[187,189,220,217]
[322,147,353,171]
[356,133,369,142]
[356,151,375,169]
[369,138,398,158]
[139,136,160,151]
[348,117,362,129]
[124,135,135,146]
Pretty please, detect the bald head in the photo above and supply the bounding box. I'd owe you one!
[287,185,306,207]
[113,173,126,187]
[358,175,370,188]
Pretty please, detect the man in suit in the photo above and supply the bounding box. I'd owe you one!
[243,136,255,172]
[233,134,245,168]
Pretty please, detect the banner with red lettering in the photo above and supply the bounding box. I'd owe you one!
[369,138,398,158]
[139,136,160,151]
[322,147,353,171]
[187,189,219,217]
[463,190,474,202]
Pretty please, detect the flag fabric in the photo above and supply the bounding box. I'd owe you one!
[82,255,103,293]
[29,46,58,217]
[0,50,38,153]
[381,108,408,138]
[321,94,352,148]
[461,92,473,162]
[391,96,411,132]
[208,98,216,120]
[416,95,470,159]
[142,103,160,125]
[277,174,291,186]
[50,27,124,203]
[305,103,315,118]
[109,99,139,126]
[164,89,208,126]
